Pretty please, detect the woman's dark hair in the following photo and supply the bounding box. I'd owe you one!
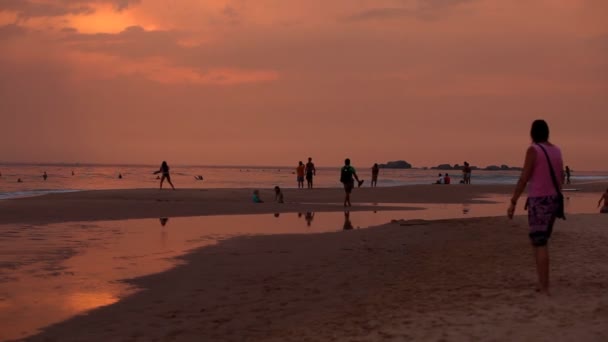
[530,120,550,143]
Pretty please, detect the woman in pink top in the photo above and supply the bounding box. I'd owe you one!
[508,120,564,296]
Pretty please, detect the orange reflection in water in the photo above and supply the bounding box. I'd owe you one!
[66,292,119,312]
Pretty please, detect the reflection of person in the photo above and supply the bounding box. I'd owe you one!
[598,188,608,213]
[371,163,379,187]
[340,158,364,207]
[305,212,314,226]
[343,211,353,230]
[153,161,175,190]
[296,161,305,189]
[305,158,316,189]
[159,217,169,226]
[508,119,564,296]
[565,166,572,184]
[253,190,264,203]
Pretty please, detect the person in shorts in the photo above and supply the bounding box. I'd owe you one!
[305,157,316,189]
[371,163,379,187]
[340,158,364,207]
[296,161,305,189]
[508,120,564,296]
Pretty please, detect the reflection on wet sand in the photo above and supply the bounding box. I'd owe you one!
[343,211,353,230]
[0,193,602,340]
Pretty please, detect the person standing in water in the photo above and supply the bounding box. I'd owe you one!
[508,120,564,296]
[462,162,472,184]
[371,163,379,187]
[42,172,48,181]
[340,158,364,207]
[565,166,572,184]
[296,161,305,189]
[305,157,316,189]
[598,188,608,213]
[153,161,175,190]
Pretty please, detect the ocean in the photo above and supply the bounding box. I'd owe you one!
[1,164,607,200]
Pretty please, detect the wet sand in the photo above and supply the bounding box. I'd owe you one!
[0,183,605,225]
[22,214,608,342]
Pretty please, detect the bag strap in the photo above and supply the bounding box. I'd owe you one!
[535,143,562,195]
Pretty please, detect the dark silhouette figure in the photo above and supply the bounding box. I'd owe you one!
[565,166,571,184]
[72,170,75,176]
[305,157,316,189]
[118,173,123,179]
[340,158,363,207]
[371,163,379,187]
[343,211,353,230]
[463,161,472,184]
[159,217,169,226]
[296,161,305,189]
[274,186,284,203]
[598,188,608,213]
[17,178,22,183]
[42,172,48,181]
[153,161,175,190]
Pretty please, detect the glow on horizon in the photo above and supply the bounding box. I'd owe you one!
[0,0,606,170]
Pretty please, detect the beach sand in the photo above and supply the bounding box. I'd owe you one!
[2,183,607,341]
[0,183,604,225]
[22,214,608,341]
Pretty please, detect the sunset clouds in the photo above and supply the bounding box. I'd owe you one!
[1,0,606,168]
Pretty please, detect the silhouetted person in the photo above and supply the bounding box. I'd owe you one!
[296,161,305,189]
[118,173,123,179]
[17,178,22,183]
[371,163,379,187]
[565,166,572,184]
[159,217,169,226]
[305,157,316,189]
[340,158,363,207]
[153,161,175,190]
[343,211,353,230]
[42,172,47,181]
[463,162,472,184]
[71,170,75,176]
[274,186,284,203]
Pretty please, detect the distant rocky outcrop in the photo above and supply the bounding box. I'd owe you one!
[379,160,412,169]
[431,163,520,171]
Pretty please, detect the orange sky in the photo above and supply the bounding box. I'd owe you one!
[1,0,607,169]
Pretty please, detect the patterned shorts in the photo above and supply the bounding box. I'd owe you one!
[527,195,559,247]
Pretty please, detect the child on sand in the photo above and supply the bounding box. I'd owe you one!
[274,186,284,203]
[598,188,608,213]
[253,190,264,203]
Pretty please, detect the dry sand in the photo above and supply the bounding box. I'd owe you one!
[22,214,608,342]
[0,183,604,225]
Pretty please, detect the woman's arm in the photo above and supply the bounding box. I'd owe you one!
[508,146,536,218]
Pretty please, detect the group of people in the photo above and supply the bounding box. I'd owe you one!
[296,158,317,189]
[435,173,451,184]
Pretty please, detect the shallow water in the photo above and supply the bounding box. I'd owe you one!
[0,194,602,340]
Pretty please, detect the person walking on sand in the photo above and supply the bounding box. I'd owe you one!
[565,166,572,184]
[296,161,305,189]
[340,158,364,207]
[153,161,175,190]
[305,157,316,189]
[371,163,379,187]
[598,188,608,213]
[508,119,564,296]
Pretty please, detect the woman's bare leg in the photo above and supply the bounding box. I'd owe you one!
[160,175,166,189]
[534,246,550,295]
[167,176,175,190]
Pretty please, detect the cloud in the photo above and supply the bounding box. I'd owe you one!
[346,0,474,21]
[0,23,25,38]
[0,0,141,18]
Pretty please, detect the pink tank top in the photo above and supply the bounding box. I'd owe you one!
[528,143,564,197]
